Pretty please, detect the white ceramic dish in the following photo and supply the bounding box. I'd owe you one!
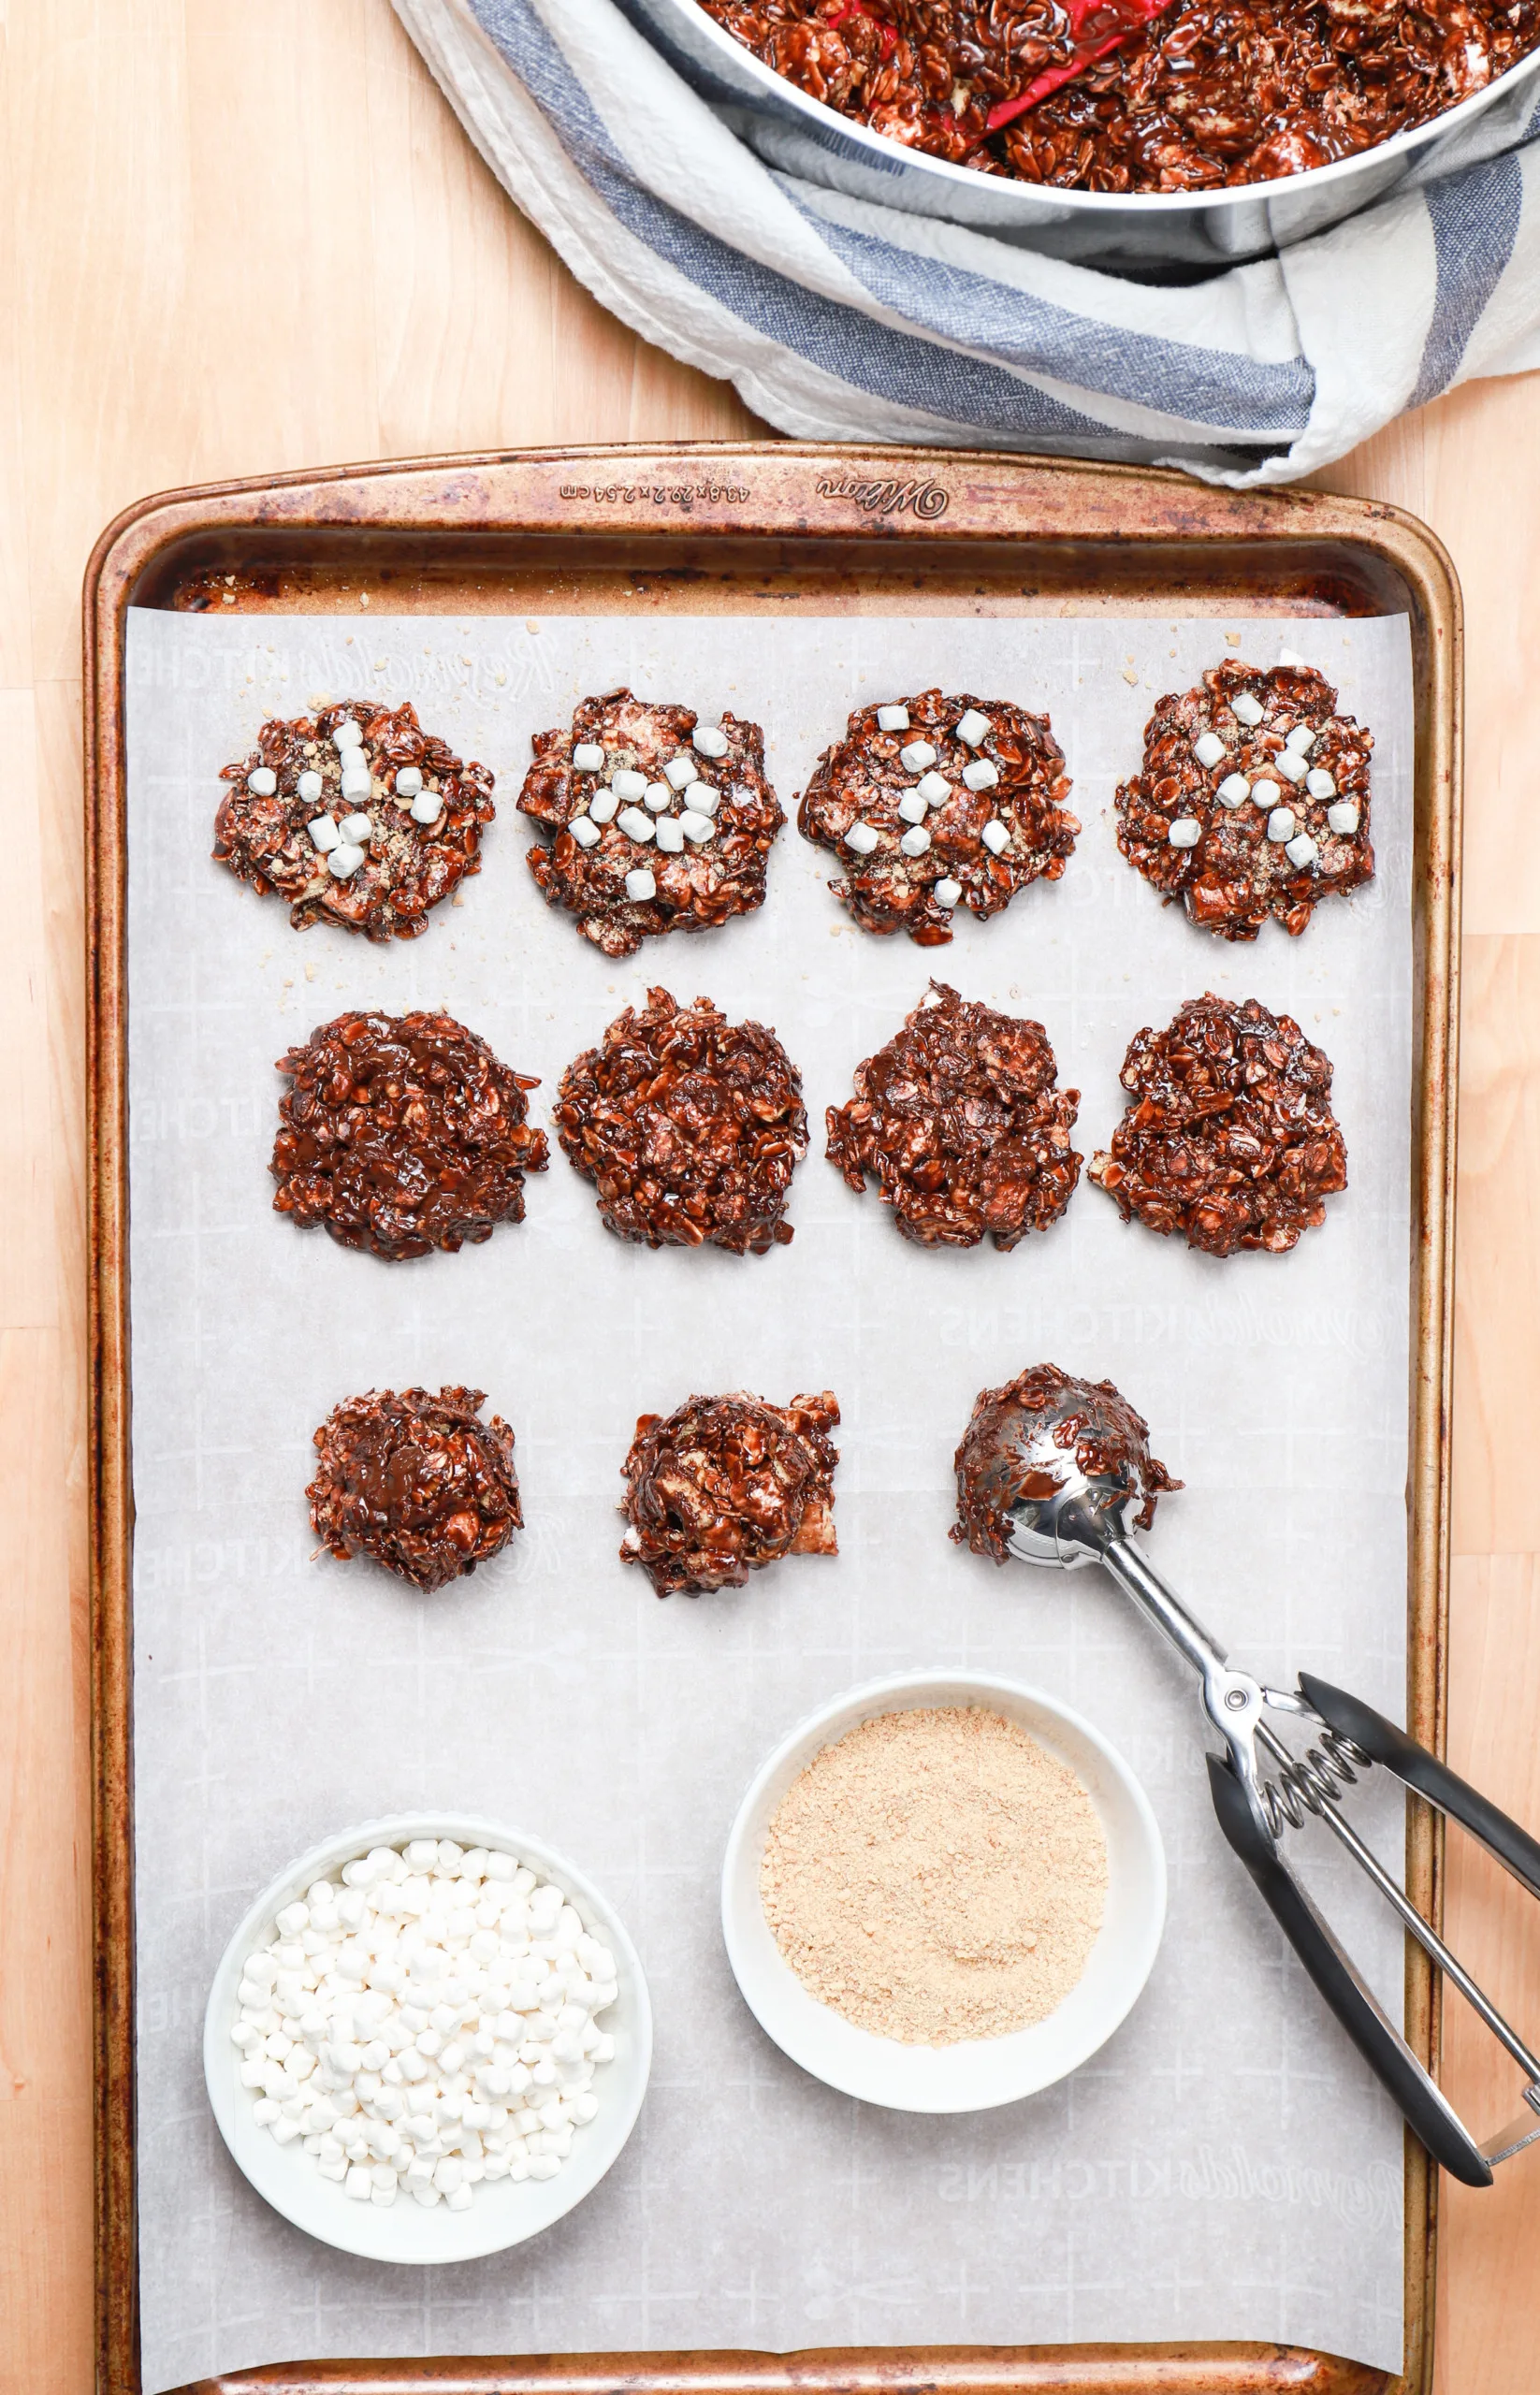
[721,1671,1165,2112]
[638,0,1540,265]
[203,1812,652,2264]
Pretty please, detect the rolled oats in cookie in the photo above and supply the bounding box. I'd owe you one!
[1115,661,1373,940]
[826,981,1081,1249]
[1089,993,1347,1256]
[555,987,807,1254]
[952,1361,1181,1565]
[213,701,494,940]
[799,689,1077,944]
[270,1009,549,1260]
[618,1390,839,1597]
[517,689,784,958]
[308,1386,521,1592]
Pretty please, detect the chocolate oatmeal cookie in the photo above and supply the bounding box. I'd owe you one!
[1115,660,1373,941]
[619,1390,840,1596]
[271,1009,549,1260]
[213,701,494,940]
[797,689,1078,944]
[518,689,784,958]
[952,1363,1180,1565]
[826,981,1081,1248]
[308,1386,521,1592]
[555,987,807,1254]
[1089,993,1347,1256]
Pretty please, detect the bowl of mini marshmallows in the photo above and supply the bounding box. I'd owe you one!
[722,1671,1165,2112]
[204,1814,652,2262]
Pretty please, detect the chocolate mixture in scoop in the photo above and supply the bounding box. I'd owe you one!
[619,1390,840,1596]
[952,1362,1181,1563]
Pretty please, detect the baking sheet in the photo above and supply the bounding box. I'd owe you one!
[126,604,1415,2389]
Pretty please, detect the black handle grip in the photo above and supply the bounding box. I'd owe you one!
[1206,1753,1492,2186]
[1300,1672,1540,1902]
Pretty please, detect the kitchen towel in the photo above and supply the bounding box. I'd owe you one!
[391,0,1540,484]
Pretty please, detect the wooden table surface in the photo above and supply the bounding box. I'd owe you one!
[3,6,1536,2391]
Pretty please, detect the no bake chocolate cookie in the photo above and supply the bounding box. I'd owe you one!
[826,980,1081,1248]
[555,986,807,1253]
[270,1009,549,1260]
[952,1363,1181,1565]
[618,1389,840,1597]
[518,689,784,958]
[308,1386,521,1591]
[1115,660,1373,941]
[1089,992,1347,1256]
[213,701,494,940]
[798,689,1078,944]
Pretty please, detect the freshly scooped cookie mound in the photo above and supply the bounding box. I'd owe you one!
[308,1386,521,1592]
[518,689,784,958]
[270,1009,549,1260]
[797,689,1078,945]
[1115,660,1373,941]
[618,1390,840,1597]
[213,700,494,940]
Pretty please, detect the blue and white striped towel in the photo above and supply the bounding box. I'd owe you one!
[393,0,1540,483]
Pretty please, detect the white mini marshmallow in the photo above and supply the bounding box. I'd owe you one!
[340,812,372,844]
[1279,646,1307,667]
[981,820,1010,856]
[247,766,278,796]
[1306,768,1337,800]
[916,772,950,807]
[899,741,937,774]
[309,817,341,854]
[332,719,364,749]
[692,725,729,758]
[844,820,880,856]
[644,781,673,813]
[663,754,699,791]
[1327,800,1360,835]
[409,791,443,826]
[1168,819,1201,849]
[1252,777,1281,807]
[572,744,604,773]
[654,818,685,853]
[297,770,324,802]
[876,704,909,733]
[340,759,371,801]
[617,807,656,845]
[1285,833,1318,867]
[611,770,647,803]
[934,877,963,907]
[624,868,656,902]
[954,708,992,748]
[1216,775,1250,808]
[963,759,999,793]
[1266,807,1297,844]
[345,2165,372,2201]
[569,816,601,849]
[899,825,931,857]
[1286,723,1315,754]
[678,810,716,844]
[1273,748,1308,786]
[1192,732,1227,769]
[588,789,619,825]
[897,791,929,825]
[1229,692,1265,727]
[327,843,366,879]
[395,766,424,797]
[689,781,719,816]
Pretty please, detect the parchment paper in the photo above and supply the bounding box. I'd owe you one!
[127,605,1415,2389]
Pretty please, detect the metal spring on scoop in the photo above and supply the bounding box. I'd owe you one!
[1261,1724,1373,1838]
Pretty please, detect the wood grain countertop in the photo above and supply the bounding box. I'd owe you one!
[1,6,1534,2391]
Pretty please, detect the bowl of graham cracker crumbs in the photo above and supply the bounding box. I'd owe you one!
[720,1672,1165,2112]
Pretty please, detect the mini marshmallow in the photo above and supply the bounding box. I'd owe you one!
[1168,819,1201,849]
[692,725,729,758]
[1252,777,1281,807]
[297,770,324,802]
[625,868,657,902]
[617,807,656,845]
[654,818,685,853]
[688,780,719,817]
[663,754,699,791]
[572,744,604,773]
[897,791,929,826]
[309,817,341,854]
[899,741,937,774]
[844,820,880,856]
[340,759,372,801]
[340,812,372,843]
[1285,723,1315,754]
[1266,807,1297,844]
[395,766,424,797]
[611,770,647,804]
[934,877,963,907]
[344,2165,372,2201]
[1273,748,1308,786]
[247,766,278,796]
[1327,801,1360,835]
[963,759,999,793]
[1285,833,1318,867]
[644,781,673,813]
[1192,732,1227,769]
[588,789,619,825]
[410,791,443,826]
[332,720,364,749]
[1216,775,1250,808]
[876,704,909,733]
[678,810,716,845]
[899,825,931,858]
[1229,692,1265,727]
[916,772,950,807]
[327,843,366,879]
[954,708,991,748]
[980,820,1010,857]
[1306,768,1337,800]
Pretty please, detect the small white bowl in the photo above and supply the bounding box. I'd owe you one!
[204,1812,652,2263]
[721,1671,1165,2112]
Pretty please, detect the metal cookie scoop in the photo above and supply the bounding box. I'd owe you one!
[953,1363,1540,2186]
